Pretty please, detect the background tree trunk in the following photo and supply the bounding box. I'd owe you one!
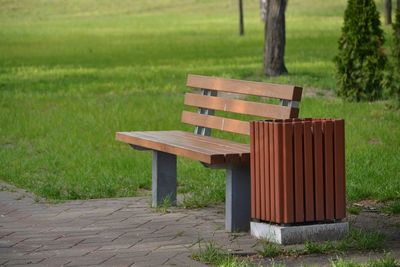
[260,0,267,22]
[264,0,288,76]
[239,0,244,35]
[385,0,392,25]
[398,0,400,11]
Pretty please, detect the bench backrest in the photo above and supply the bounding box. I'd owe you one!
[182,74,303,136]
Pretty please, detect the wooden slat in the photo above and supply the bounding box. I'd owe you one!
[255,122,261,220]
[187,74,302,101]
[259,122,266,221]
[293,122,304,223]
[184,93,299,119]
[263,122,271,222]
[334,120,346,219]
[164,131,249,163]
[323,121,335,220]
[303,121,315,221]
[269,122,276,222]
[165,131,249,151]
[137,131,239,156]
[313,121,325,221]
[164,131,248,154]
[282,122,294,223]
[250,122,256,219]
[181,111,250,135]
[274,122,284,223]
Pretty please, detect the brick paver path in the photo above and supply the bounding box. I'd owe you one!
[0,183,258,266]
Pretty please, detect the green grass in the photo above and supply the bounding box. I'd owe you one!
[258,242,284,258]
[304,228,386,253]
[330,253,399,267]
[193,240,396,267]
[382,200,400,214]
[0,0,399,204]
[257,228,387,258]
[192,242,255,267]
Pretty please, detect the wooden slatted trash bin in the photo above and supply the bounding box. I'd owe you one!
[250,119,348,244]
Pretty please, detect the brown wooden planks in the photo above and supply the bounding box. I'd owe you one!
[303,121,315,222]
[116,131,222,164]
[323,121,335,220]
[282,122,294,223]
[293,122,304,222]
[116,131,249,165]
[249,119,346,224]
[313,121,325,221]
[187,74,302,101]
[184,93,299,119]
[181,111,250,135]
[334,120,346,219]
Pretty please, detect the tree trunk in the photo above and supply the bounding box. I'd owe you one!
[239,0,244,35]
[260,0,267,22]
[264,0,288,76]
[397,0,400,11]
[385,0,392,25]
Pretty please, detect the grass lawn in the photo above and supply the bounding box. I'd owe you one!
[0,0,399,206]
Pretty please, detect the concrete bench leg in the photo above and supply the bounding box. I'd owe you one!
[225,164,250,232]
[152,151,177,208]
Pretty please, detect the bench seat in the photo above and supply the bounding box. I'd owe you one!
[116,130,249,165]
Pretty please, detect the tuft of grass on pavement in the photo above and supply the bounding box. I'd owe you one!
[258,242,284,258]
[191,242,255,267]
[330,253,399,267]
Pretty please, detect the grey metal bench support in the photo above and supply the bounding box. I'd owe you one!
[226,163,251,232]
[152,151,177,207]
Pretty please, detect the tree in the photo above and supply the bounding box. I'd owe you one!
[260,0,267,22]
[264,0,288,77]
[384,0,392,25]
[239,0,244,35]
[385,6,400,108]
[335,0,387,102]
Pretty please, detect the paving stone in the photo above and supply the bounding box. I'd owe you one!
[166,252,208,267]
[65,251,116,266]
[3,257,45,265]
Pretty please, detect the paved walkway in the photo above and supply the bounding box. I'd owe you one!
[0,183,258,267]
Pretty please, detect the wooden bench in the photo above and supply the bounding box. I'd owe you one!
[116,74,302,232]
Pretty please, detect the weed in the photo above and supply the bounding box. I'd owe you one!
[258,242,283,258]
[192,242,256,267]
[155,194,173,213]
[304,241,336,254]
[330,253,399,267]
[192,242,228,265]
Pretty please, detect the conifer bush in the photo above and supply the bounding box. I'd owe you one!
[335,0,387,102]
[389,9,400,108]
